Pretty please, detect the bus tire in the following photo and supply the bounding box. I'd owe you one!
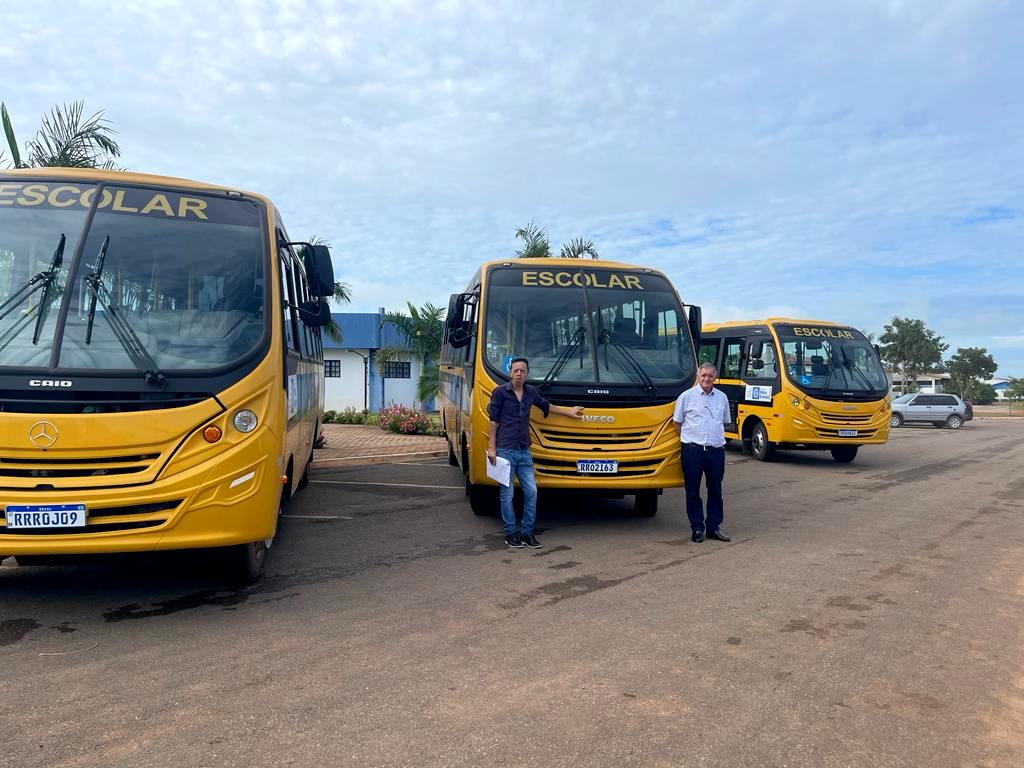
[467,479,494,516]
[750,422,775,462]
[447,437,459,467]
[226,538,270,585]
[633,490,658,517]
[297,449,312,490]
[831,445,859,463]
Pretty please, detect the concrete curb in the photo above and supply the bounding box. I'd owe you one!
[312,449,449,469]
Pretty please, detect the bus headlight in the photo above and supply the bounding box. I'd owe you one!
[233,409,258,433]
[790,396,801,408]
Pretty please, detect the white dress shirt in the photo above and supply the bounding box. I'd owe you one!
[672,384,730,448]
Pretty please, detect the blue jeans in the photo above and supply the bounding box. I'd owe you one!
[681,443,725,533]
[497,447,538,536]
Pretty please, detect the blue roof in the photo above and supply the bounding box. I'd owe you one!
[322,312,409,350]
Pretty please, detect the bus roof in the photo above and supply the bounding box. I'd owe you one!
[702,317,857,333]
[478,256,670,277]
[0,167,273,207]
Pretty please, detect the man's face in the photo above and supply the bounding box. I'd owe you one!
[698,368,715,392]
[510,362,528,386]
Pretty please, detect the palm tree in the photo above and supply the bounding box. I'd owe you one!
[515,222,599,259]
[305,235,352,343]
[2,101,121,169]
[376,301,445,405]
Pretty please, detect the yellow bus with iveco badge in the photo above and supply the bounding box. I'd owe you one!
[439,258,703,517]
[0,168,336,582]
[699,318,890,463]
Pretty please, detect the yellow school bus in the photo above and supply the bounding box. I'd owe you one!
[0,168,336,582]
[439,258,702,516]
[699,318,890,463]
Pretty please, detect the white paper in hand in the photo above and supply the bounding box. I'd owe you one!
[486,455,512,487]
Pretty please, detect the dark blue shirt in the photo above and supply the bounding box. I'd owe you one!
[487,383,551,449]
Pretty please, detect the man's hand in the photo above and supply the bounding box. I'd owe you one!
[487,446,497,465]
[567,405,584,418]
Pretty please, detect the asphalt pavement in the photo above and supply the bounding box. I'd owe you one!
[2,420,1023,767]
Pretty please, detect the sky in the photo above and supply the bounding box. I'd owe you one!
[4,0,1023,375]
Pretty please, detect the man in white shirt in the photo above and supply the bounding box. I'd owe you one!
[672,362,731,543]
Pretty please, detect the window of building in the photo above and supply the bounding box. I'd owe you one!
[325,360,341,378]
[383,361,411,379]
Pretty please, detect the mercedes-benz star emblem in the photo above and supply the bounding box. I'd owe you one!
[29,420,58,448]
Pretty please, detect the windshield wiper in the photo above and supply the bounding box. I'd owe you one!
[82,236,166,387]
[539,326,586,391]
[0,234,66,342]
[838,345,877,392]
[597,328,657,394]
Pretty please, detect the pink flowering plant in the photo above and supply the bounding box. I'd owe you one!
[378,404,434,435]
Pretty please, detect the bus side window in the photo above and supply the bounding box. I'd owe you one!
[721,338,743,379]
[277,235,301,354]
[699,339,720,367]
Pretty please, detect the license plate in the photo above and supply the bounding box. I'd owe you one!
[838,429,858,438]
[4,503,87,529]
[576,459,618,474]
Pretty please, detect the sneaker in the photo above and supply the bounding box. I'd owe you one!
[505,533,524,548]
[521,533,542,549]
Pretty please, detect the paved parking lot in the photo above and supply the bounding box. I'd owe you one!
[3,420,1023,767]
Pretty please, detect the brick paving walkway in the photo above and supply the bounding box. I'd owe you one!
[312,424,448,468]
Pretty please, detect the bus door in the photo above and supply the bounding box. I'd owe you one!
[741,338,780,411]
[716,336,744,434]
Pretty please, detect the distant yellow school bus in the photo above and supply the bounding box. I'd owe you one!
[699,318,890,463]
[0,168,336,581]
[438,258,703,517]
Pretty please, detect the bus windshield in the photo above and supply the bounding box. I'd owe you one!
[483,267,694,389]
[0,181,266,374]
[776,324,887,396]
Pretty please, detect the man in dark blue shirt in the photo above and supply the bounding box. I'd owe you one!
[487,357,584,548]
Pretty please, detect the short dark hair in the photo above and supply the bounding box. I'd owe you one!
[510,357,529,370]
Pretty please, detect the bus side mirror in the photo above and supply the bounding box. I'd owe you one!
[445,292,477,348]
[751,359,765,371]
[449,327,472,348]
[686,305,702,348]
[299,299,332,327]
[750,340,764,359]
[873,344,881,357]
[303,245,336,297]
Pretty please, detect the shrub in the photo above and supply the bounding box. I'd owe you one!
[378,404,433,434]
[322,410,338,424]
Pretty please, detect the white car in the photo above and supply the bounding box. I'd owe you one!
[890,393,968,429]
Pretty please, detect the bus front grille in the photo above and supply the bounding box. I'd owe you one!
[0,499,182,535]
[537,428,654,447]
[819,412,874,424]
[0,453,161,478]
[532,457,662,478]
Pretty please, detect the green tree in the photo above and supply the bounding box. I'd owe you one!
[879,317,947,394]
[945,347,998,401]
[2,101,121,169]
[1008,377,1024,402]
[514,222,600,259]
[973,382,997,405]
[376,301,445,405]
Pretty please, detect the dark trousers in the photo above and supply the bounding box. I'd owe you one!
[681,444,725,532]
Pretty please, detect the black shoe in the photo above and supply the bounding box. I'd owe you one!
[522,533,542,549]
[691,530,705,543]
[707,528,731,542]
[505,533,524,548]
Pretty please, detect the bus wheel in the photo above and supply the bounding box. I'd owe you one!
[634,490,658,517]
[830,445,859,463]
[467,479,494,516]
[447,437,459,467]
[297,449,312,490]
[225,538,270,585]
[750,422,775,462]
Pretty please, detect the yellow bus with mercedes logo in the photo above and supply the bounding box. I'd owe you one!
[699,318,891,463]
[438,258,702,517]
[0,168,336,582]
